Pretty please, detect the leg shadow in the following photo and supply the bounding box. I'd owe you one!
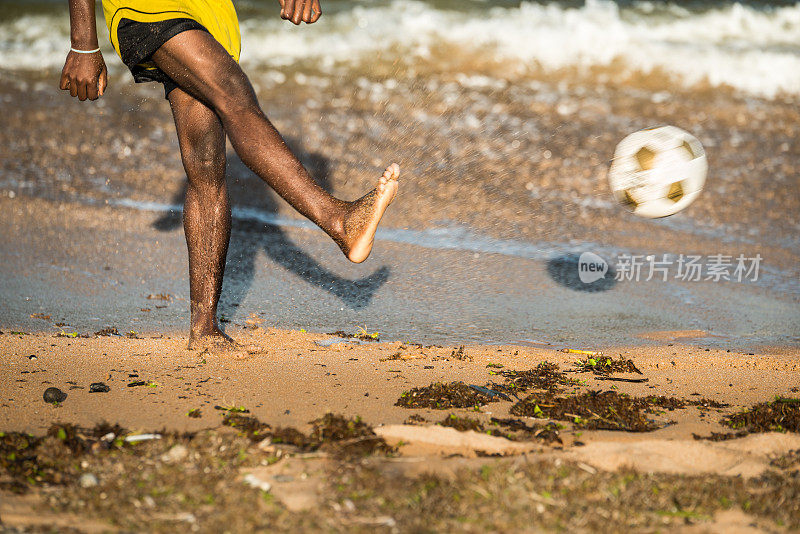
[152,142,391,311]
[546,253,617,293]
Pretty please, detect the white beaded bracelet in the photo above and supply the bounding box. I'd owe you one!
[70,47,101,54]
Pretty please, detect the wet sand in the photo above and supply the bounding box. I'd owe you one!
[1,63,798,347]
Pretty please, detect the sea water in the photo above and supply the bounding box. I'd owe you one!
[0,0,799,98]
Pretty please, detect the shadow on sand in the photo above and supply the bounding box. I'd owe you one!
[152,144,391,312]
[546,253,617,293]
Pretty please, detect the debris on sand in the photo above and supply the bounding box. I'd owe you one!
[561,348,603,356]
[187,408,202,418]
[374,424,532,457]
[511,391,667,432]
[770,449,800,469]
[220,412,393,457]
[327,329,380,342]
[214,405,250,414]
[124,434,161,443]
[497,362,581,393]
[489,418,563,444]
[693,431,750,442]
[428,414,562,444]
[310,413,394,457]
[404,414,428,425]
[146,293,172,301]
[467,384,513,401]
[30,313,51,320]
[573,356,642,375]
[160,444,189,464]
[267,426,313,450]
[688,398,729,410]
[89,382,110,393]
[94,327,120,337]
[380,348,425,361]
[449,346,471,361]
[395,382,497,409]
[222,414,271,441]
[722,397,800,433]
[78,473,98,488]
[242,472,272,492]
[439,414,485,433]
[43,387,67,404]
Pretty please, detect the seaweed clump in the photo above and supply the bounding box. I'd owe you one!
[497,362,580,393]
[439,414,485,433]
[404,414,428,425]
[722,397,800,433]
[0,423,126,493]
[511,391,729,433]
[222,413,271,441]
[223,412,393,457]
[395,382,497,409]
[488,418,563,444]
[693,431,750,442]
[327,329,380,342]
[309,413,394,456]
[511,391,662,432]
[437,414,563,444]
[574,356,642,375]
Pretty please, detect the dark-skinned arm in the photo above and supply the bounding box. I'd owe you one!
[279,0,322,25]
[60,0,108,101]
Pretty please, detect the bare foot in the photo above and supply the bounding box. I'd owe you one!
[339,163,399,263]
[187,327,235,351]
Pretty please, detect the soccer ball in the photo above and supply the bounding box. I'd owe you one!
[608,126,707,218]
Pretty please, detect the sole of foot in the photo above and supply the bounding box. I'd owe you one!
[342,163,399,264]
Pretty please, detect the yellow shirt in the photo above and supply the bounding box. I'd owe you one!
[101,0,241,62]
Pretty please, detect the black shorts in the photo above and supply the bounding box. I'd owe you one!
[116,17,209,98]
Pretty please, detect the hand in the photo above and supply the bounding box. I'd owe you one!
[59,50,108,101]
[279,0,321,25]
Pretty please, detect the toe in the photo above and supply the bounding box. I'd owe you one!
[384,163,399,181]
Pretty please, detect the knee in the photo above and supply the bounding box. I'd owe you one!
[211,72,260,120]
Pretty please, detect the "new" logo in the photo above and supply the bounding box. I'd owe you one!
[577,252,608,284]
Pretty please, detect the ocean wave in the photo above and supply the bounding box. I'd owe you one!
[1,0,798,98]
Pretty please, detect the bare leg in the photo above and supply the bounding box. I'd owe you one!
[168,87,233,348]
[152,30,398,263]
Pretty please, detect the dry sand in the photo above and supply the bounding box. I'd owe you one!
[2,329,799,531]
[2,328,797,453]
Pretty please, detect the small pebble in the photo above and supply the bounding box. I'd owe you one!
[43,387,67,404]
[161,444,189,464]
[28,355,37,361]
[89,382,110,393]
[79,473,98,488]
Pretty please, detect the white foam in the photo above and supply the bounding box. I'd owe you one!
[0,14,73,70]
[1,2,799,98]
[239,0,800,98]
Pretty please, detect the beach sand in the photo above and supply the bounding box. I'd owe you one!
[1,329,799,531]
